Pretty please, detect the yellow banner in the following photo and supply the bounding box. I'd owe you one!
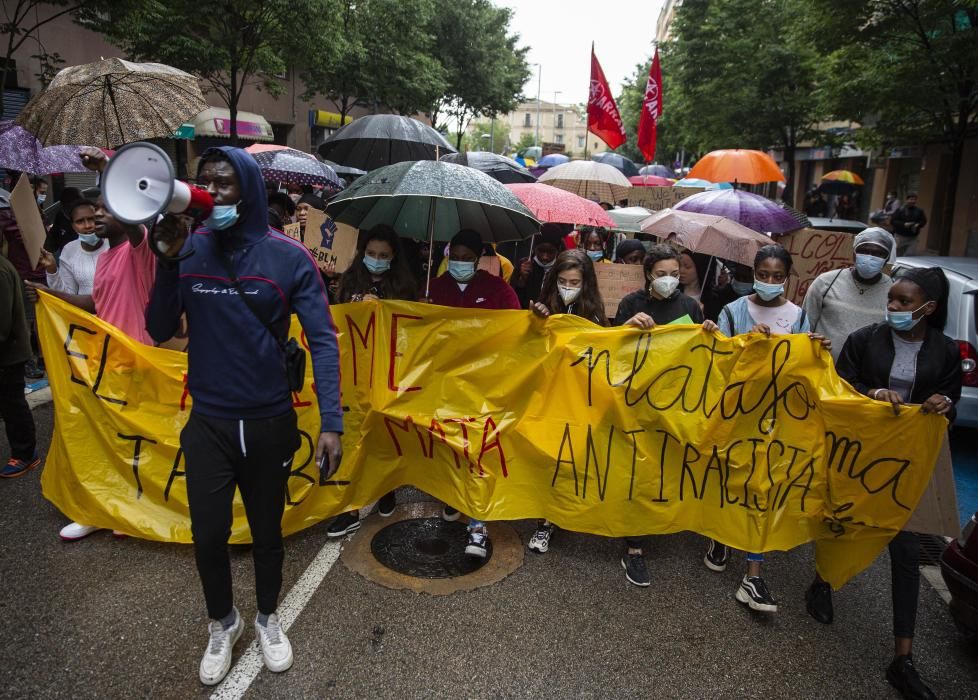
[36,293,946,588]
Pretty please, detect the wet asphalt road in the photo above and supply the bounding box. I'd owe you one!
[2,402,977,699]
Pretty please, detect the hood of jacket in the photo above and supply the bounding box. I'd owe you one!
[197,146,269,248]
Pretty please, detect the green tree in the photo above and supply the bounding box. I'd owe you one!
[80,0,334,144]
[807,0,978,254]
[457,119,510,153]
[663,0,823,203]
[300,0,445,123]
[1,1,84,115]
[427,0,530,149]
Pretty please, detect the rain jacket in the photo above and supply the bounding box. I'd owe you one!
[146,147,343,433]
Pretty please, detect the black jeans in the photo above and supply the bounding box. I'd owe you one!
[890,530,920,639]
[0,362,35,461]
[181,410,300,620]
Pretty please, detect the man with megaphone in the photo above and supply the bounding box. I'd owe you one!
[127,145,344,686]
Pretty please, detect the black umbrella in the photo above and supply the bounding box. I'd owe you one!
[317,114,456,171]
[439,151,536,184]
[323,159,367,178]
[592,151,640,177]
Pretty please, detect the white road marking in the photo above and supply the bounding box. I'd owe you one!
[210,539,343,700]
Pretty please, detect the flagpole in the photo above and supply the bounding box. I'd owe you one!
[584,42,593,160]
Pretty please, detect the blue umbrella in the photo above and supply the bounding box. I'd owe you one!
[592,151,640,177]
[538,153,569,168]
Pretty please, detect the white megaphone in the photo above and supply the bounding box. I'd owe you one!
[102,141,214,225]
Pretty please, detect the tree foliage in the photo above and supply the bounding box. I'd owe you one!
[426,0,531,148]
[80,0,333,143]
[300,0,445,122]
[457,119,510,154]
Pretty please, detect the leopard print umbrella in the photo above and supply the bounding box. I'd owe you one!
[16,58,207,148]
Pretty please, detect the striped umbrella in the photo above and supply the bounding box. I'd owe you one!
[819,170,864,195]
[251,149,343,190]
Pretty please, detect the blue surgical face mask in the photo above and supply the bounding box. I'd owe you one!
[204,203,240,231]
[854,253,886,279]
[78,232,101,247]
[731,280,754,296]
[753,279,785,301]
[363,255,390,275]
[885,303,929,332]
[448,260,476,282]
[586,250,604,262]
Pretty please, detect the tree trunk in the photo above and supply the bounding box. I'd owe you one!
[782,141,797,208]
[939,136,964,256]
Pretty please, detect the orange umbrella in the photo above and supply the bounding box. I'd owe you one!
[821,170,864,185]
[687,149,784,184]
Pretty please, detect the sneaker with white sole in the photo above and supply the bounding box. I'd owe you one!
[621,553,651,587]
[704,539,730,572]
[465,526,489,558]
[735,575,778,612]
[528,521,554,553]
[199,607,243,686]
[326,511,360,538]
[59,522,101,541]
[377,492,396,517]
[442,505,460,522]
[256,613,293,672]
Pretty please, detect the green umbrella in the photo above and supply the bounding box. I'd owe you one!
[325,160,540,295]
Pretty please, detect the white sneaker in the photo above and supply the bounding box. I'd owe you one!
[256,613,293,672]
[199,607,243,686]
[59,522,101,541]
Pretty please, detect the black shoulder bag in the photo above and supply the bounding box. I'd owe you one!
[222,253,306,392]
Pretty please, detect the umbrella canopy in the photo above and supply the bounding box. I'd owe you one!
[674,189,802,234]
[592,151,640,177]
[440,151,536,184]
[687,149,785,185]
[628,174,672,187]
[325,160,539,243]
[538,153,569,168]
[674,177,715,188]
[819,169,865,195]
[639,208,772,267]
[504,183,615,228]
[16,58,207,148]
[538,160,632,204]
[244,143,298,154]
[639,164,674,178]
[316,114,456,171]
[0,121,90,175]
[323,159,367,178]
[251,150,342,190]
[606,206,653,233]
[777,201,812,230]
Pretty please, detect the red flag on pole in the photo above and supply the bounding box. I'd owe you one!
[587,44,627,150]
[637,48,663,163]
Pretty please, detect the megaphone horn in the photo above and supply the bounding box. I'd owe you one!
[102,141,213,225]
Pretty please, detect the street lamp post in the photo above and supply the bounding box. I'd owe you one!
[552,90,561,143]
[534,63,542,148]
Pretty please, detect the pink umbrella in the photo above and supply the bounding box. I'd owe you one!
[628,175,672,187]
[505,183,614,227]
[244,143,300,154]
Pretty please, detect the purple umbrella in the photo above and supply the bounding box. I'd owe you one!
[251,149,343,191]
[674,189,802,234]
[0,121,89,175]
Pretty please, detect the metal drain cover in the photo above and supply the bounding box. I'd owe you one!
[371,517,492,578]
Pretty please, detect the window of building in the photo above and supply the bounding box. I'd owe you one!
[556,113,564,129]
[524,113,532,127]
[555,134,564,144]
[577,136,585,148]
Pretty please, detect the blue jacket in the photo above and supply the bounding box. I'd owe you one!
[146,146,343,433]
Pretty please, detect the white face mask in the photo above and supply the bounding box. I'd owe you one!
[651,275,680,297]
[558,285,582,305]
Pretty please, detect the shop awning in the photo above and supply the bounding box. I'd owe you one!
[191,107,274,142]
[309,109,352,129]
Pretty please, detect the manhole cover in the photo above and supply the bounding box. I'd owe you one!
[371,517,492,578]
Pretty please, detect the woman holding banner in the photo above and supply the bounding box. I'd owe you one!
[526,249,607,553]
[326,225,418,538]
[613,243,704,587]
[809,266,959,700]
[702,245,830,613]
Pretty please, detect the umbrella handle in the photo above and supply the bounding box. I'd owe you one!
[424,198,437,299]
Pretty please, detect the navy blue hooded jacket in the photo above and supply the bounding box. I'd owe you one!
[146,147,343,433]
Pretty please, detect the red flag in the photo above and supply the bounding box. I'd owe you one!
[637,48,663,163]
[587,45,627,150]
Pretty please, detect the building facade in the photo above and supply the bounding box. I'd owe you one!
[656,0,683,42]
[487,100,609,158]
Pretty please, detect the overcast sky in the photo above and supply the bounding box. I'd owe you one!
[495,0,665,106]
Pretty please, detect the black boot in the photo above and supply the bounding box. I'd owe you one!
[886,655,937,700]
[804,579,833,624]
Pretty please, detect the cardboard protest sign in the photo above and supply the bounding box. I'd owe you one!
[778,227,854,304]
[282,222,302,241]
[594,263,646,319]
[905,434,959,537]
[627,186,703,212]
[10,174,47,269]
[303,207,358,273]
[37,292,948,589]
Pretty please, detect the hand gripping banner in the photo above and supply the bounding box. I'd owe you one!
[36,294,947,588]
